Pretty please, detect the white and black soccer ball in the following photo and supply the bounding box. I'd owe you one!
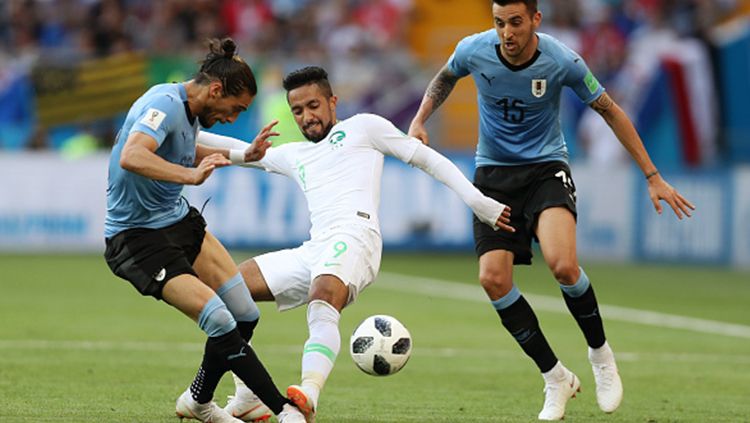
[349,315,412,376]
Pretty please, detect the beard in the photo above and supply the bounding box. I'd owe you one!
[303,120,334,143]
[198,114,213,128]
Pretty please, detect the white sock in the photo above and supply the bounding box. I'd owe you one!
[542,361,568,383]
[589,341,615,364]
[300,300,341,407]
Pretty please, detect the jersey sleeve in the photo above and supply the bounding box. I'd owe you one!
[240,144,293,176]
[561,49,605,105]
[447,36,473,78]
[358,114,421,163]
[129,94,183,146]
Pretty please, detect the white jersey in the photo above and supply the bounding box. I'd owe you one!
[247,113,420,238]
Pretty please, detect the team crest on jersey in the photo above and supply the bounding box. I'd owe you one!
[329,130,346,150]
[531,79,547,98]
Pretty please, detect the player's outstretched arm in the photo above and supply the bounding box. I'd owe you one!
[408,65,461,145]
[409,143,514,233]
[591,92,695,219]
[121,131,228,185]
[196,120,279,166]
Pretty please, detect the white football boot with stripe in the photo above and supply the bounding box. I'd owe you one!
[538,362,581,421]
[223,374,273,422]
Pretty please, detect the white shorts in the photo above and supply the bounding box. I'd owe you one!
[254,226,383,311]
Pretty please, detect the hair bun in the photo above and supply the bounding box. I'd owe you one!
[221,38,237,58]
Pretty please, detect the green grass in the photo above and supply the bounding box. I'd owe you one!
[1,253,749,422]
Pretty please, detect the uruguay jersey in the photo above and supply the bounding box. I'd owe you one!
[448,30,605,166]
[105,83,199,238]
[243,114,421,238]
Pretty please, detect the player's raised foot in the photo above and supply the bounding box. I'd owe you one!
[176,389,244,423]
[224,392,272,422]
[286,385,315,423]
[538,362,581,421]
[277,404,307,423]
[589,342,623,413]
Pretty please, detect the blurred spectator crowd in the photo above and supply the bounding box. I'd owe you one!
[0,0,748,165]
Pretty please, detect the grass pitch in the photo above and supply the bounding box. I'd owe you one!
[1,253,748,422]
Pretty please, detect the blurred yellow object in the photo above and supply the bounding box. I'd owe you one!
[60,132,99,160]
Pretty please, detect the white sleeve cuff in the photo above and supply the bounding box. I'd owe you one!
[229,149,246,165]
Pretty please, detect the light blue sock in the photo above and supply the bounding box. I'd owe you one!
[197,295,237,337]
[217,273,260,323]
[491,284,521,310]
[559,267,590,298]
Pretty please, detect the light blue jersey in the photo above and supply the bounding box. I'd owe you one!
[448,30,604,167]
[105,83,199,238]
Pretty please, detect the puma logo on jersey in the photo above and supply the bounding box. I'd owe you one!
[480,72,495,86]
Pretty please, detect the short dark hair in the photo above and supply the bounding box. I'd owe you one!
[195,38,257,97]
[492,0,538,14]
[282,66,333,98]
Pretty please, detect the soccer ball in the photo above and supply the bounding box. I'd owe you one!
[349,315,412,376]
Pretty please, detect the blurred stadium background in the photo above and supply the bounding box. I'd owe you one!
[2,0,750,264]
[1,1,749,422]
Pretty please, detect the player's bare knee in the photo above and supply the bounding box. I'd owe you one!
[479,269,512,298]
[550,261,579,285]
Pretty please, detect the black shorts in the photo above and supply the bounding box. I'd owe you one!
[473,161,577,265]
[104,207,207,299]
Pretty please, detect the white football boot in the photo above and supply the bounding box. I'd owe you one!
[286,385,316,423]
[224,375,272,422]
[589,341,623,413]
[224,393,272,422]
[175,389,244,423]
[538,362,581,421]
[277,404,307,423]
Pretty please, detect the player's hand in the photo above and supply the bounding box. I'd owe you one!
[245,120,279,162]
[408,120,430,145]
[647,174,695,219]
[495,205,515,233]
[190,153,230,185]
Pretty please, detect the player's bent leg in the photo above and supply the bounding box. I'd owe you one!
[538,362,581,421]
[481,251,559,373]
[536,209,622,412]
[288,275,347,423]
[163,277,244,423]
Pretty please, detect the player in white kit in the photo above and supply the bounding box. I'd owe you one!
[198,66,514,422]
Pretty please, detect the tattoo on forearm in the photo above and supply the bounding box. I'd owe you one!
[591,93,613,115]
[426,68,459,109]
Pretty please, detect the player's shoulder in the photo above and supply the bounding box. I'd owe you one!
[457,29,497,50]
[343,113,396,133]
[537,32,580,62]
[139,83,185,112]
[346,113,389,125]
